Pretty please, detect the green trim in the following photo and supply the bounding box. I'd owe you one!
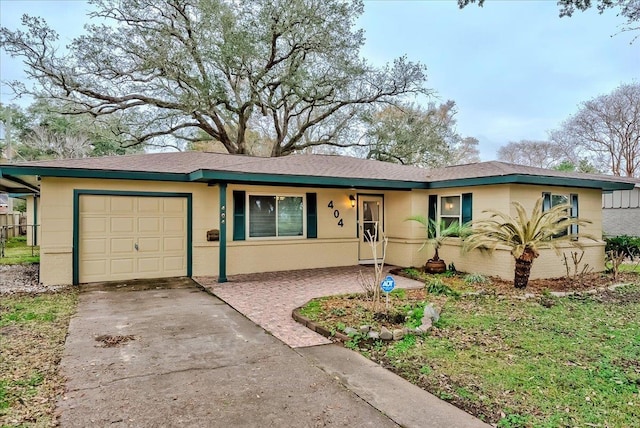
[306,193,317,239]
[219,183,228,283]
[2,166,189,182]
[428,175,635,191]
[232,190,246,241]
[461,193,472,225]
[196,170,423,190]
[72,190,193,285]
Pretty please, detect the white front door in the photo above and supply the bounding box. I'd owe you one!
[358,195,384,263]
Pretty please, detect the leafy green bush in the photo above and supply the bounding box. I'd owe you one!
[464,273,491,285]
[605,235,640,260]
[426,278,459,297]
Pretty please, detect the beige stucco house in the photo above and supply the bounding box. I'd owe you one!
[0,152,635,286]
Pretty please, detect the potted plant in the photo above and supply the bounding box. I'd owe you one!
[406,216,469,273]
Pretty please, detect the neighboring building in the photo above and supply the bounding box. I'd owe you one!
[0,193,8,214]
[0,153,635,285]
[602,180,640,237]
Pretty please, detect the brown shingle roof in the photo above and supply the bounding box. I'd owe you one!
[15,152,431,182]
[5,152,637,190]
[426,161,639,185]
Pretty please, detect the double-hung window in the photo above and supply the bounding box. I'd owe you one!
[427,193,472,238]
[542,192,579,238]
[248,194,304,238]
[439,195,462,228]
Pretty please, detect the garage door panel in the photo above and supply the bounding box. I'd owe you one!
[80,195,108,214]
[79,195,188,283]
[110,197,135,213]
[110,238,135,254]
[164,236,185,252]
[81,238,107,255]
[163,256,186,272]
[138,237,161,253]
[138,257,161,273]
[110,258,135,275]
[138,198,161,213]
[139,217,161,233]
[164,217,185,233]
[164,198,185,213]
[111,217,135,233]
[80,217,107,234]
[82,259,107,277]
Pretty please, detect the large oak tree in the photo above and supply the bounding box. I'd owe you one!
[0,0,429,156]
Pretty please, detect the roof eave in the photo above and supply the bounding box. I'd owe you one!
[427,174,636,191]
[192,170,426,190]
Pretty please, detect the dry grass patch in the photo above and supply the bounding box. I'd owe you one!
[0,290,77,427]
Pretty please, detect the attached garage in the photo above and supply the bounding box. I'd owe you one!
[74,191,192,284]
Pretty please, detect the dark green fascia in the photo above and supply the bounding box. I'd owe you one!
[427,175,636,192]
[1,165,190,182]
[72,189,193,285]
[191,170,426,190]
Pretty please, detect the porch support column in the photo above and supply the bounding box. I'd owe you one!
[218,182,228,283]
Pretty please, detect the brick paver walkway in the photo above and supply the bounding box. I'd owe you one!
[195,265,423,348]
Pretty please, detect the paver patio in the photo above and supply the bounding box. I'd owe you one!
[195,265,424,348]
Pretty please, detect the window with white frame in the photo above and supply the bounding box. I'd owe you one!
[248,194,304,238]
[543,192,581,238]
[439,195,461,228]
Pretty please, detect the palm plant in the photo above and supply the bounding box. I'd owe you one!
[407,216,470,272]
[463,197,595,289]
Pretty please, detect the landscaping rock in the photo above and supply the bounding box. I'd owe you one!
[359,325,371,334]
[368,331,380,340]
[422,303,440,323]
[417,318,433,333]
[380,327,393,341]
[392,329,404,341]
[343,327,358,336]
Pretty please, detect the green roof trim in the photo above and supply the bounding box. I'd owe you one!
[193,170,424,189]
[1,165,189,182]
[427,175,636,191]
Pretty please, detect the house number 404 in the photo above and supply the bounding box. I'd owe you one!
[327,200,344,227]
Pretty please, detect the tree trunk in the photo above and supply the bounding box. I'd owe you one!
[513,256,533,289]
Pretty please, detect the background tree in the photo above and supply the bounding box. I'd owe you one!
[497,140,572,169]
[550,82,640,177]
[458,0,639,39]
[0,0,429,156]
[0,100,141,161]
[364,101,479,168]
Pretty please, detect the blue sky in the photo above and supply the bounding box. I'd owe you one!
[1,0,638,159]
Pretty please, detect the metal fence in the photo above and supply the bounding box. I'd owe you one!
[0,224,39,258]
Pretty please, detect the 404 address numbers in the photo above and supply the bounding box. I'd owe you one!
[327,200,344,227]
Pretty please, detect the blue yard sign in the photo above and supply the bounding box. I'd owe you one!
[380,275,395,293]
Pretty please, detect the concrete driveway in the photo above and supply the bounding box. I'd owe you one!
[56,278,398,427]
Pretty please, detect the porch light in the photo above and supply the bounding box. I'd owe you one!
[349,194,356,208]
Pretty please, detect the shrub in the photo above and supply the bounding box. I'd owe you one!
[463,273,491,285]
[426,278,459,297]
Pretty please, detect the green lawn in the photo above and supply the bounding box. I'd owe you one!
[0,236,39,265]
[0,291,77,427]
[304,281,640,427]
